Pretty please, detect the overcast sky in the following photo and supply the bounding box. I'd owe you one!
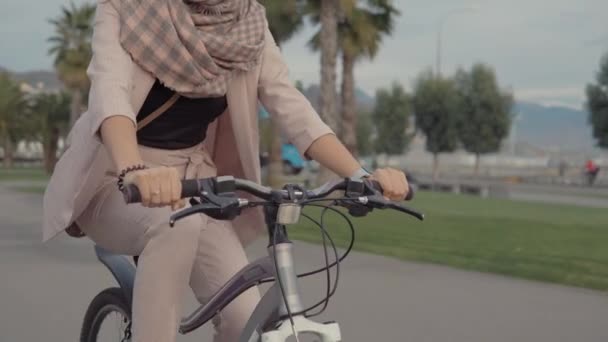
[1,0,607,109]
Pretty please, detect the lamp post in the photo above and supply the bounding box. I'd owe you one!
[436,6,478,76]
[510,112,522,156]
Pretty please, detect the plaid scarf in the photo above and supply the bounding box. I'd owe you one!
[109,0,266,97]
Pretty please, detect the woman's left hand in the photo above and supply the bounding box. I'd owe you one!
[370,168,410,201]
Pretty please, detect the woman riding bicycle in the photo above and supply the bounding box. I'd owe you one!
[43,0,409,341]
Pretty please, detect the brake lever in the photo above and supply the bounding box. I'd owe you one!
[387,202,425,221]
[170,194,243,226]
[169,203,219,227]
[365,194,425,221]
[336,199,372,217]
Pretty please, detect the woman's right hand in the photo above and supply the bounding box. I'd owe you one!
[123,166,186,210]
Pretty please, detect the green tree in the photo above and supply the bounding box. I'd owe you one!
[27,92,71,174]
[48,2,95,127]
[586,53,608,148]
[373,82,412,155]
[356,111,373,156]
[263,0,305,43]
[309,0,399,158]
[0,73,26,168]
[455,64,513,175]
[412,70,460,181]
[260,0,307,187]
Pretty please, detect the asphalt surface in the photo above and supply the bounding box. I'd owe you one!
[506,183,608,208]
[1,185,607,341]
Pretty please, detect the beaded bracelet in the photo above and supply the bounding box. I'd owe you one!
[117,164,148,191]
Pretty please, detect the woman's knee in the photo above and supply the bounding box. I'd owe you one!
[142,214,203,249]
[212,288,260,341]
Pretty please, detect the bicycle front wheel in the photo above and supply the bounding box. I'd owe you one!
[80,287,132,342]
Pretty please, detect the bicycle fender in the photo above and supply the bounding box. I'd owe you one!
[94,245,136,308]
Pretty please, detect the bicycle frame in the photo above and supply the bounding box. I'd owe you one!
[95,204,342,342]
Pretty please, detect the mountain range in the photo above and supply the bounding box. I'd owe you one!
[513,102,594,153]
[1,66,61,90]
[298,83,595,153]
[1,66,597,152]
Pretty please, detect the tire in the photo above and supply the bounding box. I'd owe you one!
[80,287,132,342]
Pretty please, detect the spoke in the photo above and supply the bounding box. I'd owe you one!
[96,306,129,342]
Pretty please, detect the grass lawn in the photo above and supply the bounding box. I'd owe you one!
[290,191,608,291]
[0,167,49,182]
[11,185,47,194]
[3,167,607,291]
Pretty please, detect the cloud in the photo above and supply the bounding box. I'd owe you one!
[1,0,606,109]
[513,86,588,110]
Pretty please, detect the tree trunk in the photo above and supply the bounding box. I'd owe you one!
[474,153,480,176]
[69,89,83,128]
[317,0,340,184]
[44,127,60,174]
[341,50,357,158]
[267,120,283,188]
[3,134,13,169]
[432,153,439,184]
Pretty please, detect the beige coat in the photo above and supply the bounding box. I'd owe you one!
[42,0,333,244]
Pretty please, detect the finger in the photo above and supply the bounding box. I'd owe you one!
[400,171,410,199]
[387,170,403,200]
[171,168,181,206]
[160,168,172,206]
[374,169,395,200]
[385,169,404,200]
[391,170,407,200]
[150,171,162,207]
[170,168,181,211]
[136,171,151,207]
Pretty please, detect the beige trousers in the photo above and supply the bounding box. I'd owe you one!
[77,144,261,342]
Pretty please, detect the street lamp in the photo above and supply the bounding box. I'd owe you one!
[436,6,478,76]
[510,111,523,156]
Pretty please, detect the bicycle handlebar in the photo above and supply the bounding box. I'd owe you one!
[123,177,414,203]
[122,176,423,221]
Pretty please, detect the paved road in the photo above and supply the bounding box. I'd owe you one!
[1,185,607,341]
[506,183,608,208]
[416,175,608,208]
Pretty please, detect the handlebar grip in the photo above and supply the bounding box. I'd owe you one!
[368,180,415,201]
[122,179,205,204]
[122,184,141,204]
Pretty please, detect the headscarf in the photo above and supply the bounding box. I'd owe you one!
[108,0,267,97]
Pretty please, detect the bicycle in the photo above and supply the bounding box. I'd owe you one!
[79,176,423,342]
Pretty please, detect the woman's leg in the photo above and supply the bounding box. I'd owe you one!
[77,178,204,342]
[189,217,261,342]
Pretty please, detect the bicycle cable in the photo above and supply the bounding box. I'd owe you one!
[302,206,340,318]
[273,204,355,320]
[258,201,357,285]
[272,223,299,340]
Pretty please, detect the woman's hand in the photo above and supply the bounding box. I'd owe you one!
[124,166,186,210]
[370,168,410,201]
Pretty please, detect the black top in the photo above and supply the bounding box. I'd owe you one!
[136,80,227,150]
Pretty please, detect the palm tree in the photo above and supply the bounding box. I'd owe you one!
[318,0,339,134]
[27,92,71,174]
[340,0,398,157]
[48,2,95,127]
[260,0,306,187]
[307,0,354,182]
[0,73,26,168]
[310,0,399,157]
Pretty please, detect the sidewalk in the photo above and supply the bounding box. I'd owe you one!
[1,184,607,341]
